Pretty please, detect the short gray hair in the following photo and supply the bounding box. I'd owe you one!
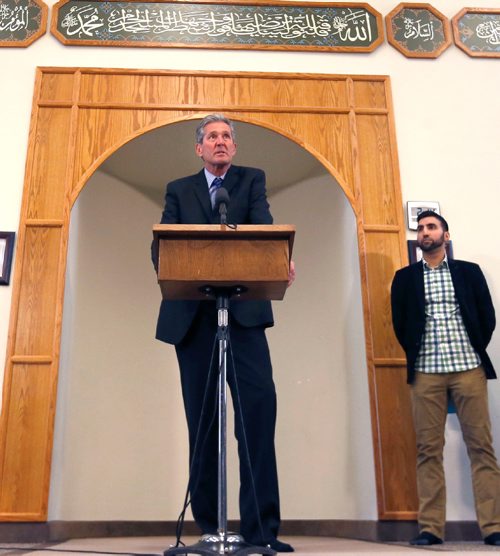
[195,114,236,144]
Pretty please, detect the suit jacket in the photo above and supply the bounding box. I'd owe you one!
[391,258,496,384]
[153,165,274,345]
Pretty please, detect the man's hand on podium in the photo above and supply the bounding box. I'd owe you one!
[288,260,296,287]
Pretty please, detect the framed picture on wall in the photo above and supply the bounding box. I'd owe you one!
[406,201,440,230]
[452,8,500,58]
[385,3,452,59]
[0,0,48,47]
[0,232,15,285]
[408,239,453,264]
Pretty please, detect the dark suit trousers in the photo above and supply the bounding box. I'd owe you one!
[175,302,281,545]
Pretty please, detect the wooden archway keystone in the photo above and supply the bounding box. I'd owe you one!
[0,68,417,522]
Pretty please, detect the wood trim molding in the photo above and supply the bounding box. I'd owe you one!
[0,68,416,522]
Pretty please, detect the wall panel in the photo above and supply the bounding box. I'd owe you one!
[373,366,418,518]
[357,115,398,227]
[352,80,387,110]
[26,108,72,221]
[39,71,75,104]
[365,231,405,360]
[14,227,62,356]
[0,363,55,518]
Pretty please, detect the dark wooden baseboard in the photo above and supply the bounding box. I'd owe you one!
[0,519,482,544]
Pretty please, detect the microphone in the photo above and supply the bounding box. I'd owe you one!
[214,187,230,225]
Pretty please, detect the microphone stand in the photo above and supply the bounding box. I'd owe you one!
[164,217,275,556]
[219,203,227,225]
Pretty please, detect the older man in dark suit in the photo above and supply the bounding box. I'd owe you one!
[153,114,294,552]
[391,210,500,547]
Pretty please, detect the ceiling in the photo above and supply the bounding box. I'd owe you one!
[100,119,328,204]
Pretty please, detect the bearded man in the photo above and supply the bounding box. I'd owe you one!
[391,210,500,546]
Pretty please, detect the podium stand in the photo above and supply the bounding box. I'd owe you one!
[153,224,295,556]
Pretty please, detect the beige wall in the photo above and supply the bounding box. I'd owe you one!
[50,171,184,519]
[268,175,374,519]
[1,0,500,522]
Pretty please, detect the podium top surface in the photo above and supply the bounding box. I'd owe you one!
[153,223,295,247]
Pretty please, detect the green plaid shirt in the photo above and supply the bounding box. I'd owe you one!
[414,257,481,374]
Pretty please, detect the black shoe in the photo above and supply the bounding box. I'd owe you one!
[485,532,500,546]
[409,532,443,546]
[266,539,294,552]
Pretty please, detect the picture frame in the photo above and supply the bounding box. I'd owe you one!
[407,239,453,264]
[452,8,500,58]
[0,232,15,285]
[0,0,48,48]
[406,201,440,231]
[385,3,451,59]
[51,0,384,52]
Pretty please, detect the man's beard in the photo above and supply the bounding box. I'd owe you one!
[417,232,446,253]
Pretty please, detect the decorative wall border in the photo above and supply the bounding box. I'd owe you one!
[0,67,418,522]
[452,7,500,58]
[0,0,47,46]
[50,0,384,51]
[385,3,451,58]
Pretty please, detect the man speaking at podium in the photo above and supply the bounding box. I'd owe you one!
[153,114,295,552]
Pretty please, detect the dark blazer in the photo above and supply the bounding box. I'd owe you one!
[153,164,274,345]
[391,258,496,384]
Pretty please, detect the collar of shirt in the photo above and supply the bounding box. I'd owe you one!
[422,254,448,271]
[204,168,228,189]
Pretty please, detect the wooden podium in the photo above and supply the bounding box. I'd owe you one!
[153,224,294,301]
[153,224,295,556]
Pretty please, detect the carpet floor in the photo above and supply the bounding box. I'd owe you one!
[0,536,498,555]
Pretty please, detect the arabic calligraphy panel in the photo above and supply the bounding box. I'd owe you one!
[452,8,500,58]
[51,0,384,52]
[385,3,451,59]
[0,0,47,46]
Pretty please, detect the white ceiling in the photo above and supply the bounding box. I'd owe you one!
[100,119,328,204]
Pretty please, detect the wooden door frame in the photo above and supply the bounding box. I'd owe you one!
[0,67,417,521]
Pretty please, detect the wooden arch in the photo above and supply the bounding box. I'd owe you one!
[0,68,417,522]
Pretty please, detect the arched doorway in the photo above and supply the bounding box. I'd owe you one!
[0,68,417,522]
[49,120,374,521]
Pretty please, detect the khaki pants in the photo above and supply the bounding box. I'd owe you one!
[411,367,500,539]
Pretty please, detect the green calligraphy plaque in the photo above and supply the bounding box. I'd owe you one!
[51,0,384,52]
[0,0,47,46]
[453,8,500,58]
[386,3,451,59]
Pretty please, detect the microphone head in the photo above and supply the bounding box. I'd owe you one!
[214,187,230,210]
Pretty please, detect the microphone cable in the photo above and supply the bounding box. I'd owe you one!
[172,335,219,548]
[171,321,267,548]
